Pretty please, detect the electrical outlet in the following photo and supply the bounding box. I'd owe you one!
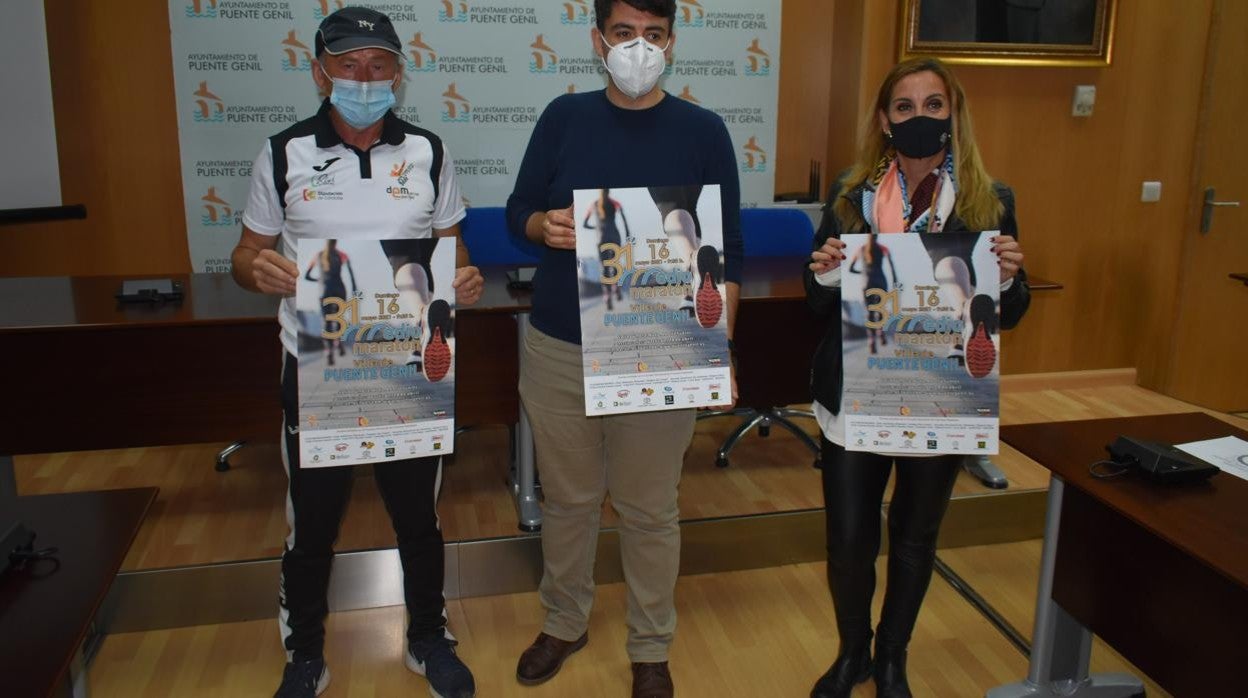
[1072,85,1096,117]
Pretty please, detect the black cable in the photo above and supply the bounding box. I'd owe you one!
[8,537,61,576]
[1089,458,1130,479]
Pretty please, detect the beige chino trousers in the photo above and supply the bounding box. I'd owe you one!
[519,326,696,662]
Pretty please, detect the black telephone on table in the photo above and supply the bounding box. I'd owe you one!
[1105,436,1220,484]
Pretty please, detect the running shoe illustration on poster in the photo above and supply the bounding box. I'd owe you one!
[295,237,456,466]
[574,185,732,416]
[840,231,1000,454]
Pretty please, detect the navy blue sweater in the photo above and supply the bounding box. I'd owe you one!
[505,90,744,345]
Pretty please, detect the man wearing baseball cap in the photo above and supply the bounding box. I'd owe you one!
[230,7,482,698]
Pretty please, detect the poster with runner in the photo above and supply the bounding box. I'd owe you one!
[840,232,1000,454]
[574,185,732,416]
[295,237,455,466]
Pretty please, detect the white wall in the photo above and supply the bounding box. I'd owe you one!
[0,0,61,210]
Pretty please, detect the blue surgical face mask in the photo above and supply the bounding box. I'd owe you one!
[320,63,396,129]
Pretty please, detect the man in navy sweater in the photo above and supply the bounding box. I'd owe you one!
[505,2,743,696]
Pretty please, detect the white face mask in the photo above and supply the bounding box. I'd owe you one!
[600,35,670,100]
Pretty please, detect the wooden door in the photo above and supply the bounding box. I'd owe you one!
[1163,0,1248,411]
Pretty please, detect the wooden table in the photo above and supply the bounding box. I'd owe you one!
[0,488,155,697]
[0,273,519,458]
[989,413,1248,698]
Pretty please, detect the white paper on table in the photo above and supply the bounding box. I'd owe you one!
[1175,436,1248,482]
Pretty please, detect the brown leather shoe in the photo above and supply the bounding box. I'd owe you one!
[631,661,674,698]
[515,632,588,686]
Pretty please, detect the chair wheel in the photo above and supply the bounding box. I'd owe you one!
[715,456,730,468]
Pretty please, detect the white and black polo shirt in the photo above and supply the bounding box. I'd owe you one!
[243,99,465,355]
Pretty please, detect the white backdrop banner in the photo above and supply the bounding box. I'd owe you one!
[170,0,781,272]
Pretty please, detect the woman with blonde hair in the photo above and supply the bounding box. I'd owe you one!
[805,57,1031,698]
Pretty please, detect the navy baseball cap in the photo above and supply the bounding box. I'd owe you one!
[315,7,402,57]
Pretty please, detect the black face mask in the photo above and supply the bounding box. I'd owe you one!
[888,116,952,159]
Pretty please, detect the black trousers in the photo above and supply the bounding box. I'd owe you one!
[280,352,447,661]
[820,437,961,648]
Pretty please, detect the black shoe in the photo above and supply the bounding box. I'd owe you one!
[873,643,913,698]
[274,657,329,698]
[811,638,872,698]
[407,634,475,698]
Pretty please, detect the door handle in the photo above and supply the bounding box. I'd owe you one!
[1202,187,1241,234]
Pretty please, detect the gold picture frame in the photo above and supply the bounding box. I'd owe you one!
[899,0,1117,67]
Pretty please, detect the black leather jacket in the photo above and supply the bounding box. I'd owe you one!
[804,179,1031,413]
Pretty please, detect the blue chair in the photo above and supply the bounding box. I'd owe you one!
[457,207,545,525]
[459,206,543,265]
[699,207,822,468]
[740,207,820,257]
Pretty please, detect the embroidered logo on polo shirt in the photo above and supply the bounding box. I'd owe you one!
[313,157,341,172]
[387,160,420,200]
[303,161,344,200]
[390,160,416,183]
[303,188,343,201]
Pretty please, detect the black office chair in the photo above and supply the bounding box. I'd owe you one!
[699,208,821,468]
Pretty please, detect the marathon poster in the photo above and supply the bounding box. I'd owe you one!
[840,232,1001,454]
[294,237,456,466]
[575,185,732,416]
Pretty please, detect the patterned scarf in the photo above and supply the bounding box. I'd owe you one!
[862,150,957,233]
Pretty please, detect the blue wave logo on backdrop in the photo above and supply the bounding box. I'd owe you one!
[560,0,592,25]
[281,31,313,72]
[200,187,237,227]
[192,81,225,123]
[313,1,343,21]
[744,39,771,77]
[677,1,705,28]
[529,35,558,74]
[741,136,767,173]
[439,0,469,22]
[441,84,471,122]
[186,0,218,18]
[408,33,438,73]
